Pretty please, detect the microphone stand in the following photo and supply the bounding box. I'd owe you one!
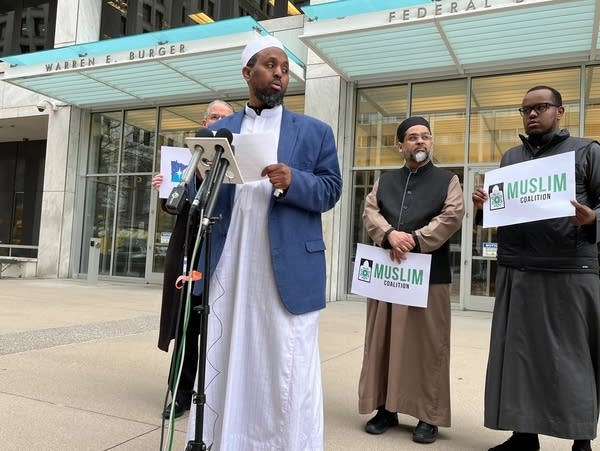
[185,149,231,451]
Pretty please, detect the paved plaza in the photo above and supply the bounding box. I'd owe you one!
[0,278,589,450]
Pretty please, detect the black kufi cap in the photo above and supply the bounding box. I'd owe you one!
[396,116,431,142]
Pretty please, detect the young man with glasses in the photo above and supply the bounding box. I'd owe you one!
[154,99,234,420]
[473,86,600,451]
[358,116,465,444]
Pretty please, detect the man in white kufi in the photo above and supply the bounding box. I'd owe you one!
[185,34,342,451]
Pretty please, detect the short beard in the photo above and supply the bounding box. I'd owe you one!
[256,87,285,108]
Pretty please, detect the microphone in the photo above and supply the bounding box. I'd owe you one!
[214,127,234,152]
[190,128,234,214]
[164,128,213,214]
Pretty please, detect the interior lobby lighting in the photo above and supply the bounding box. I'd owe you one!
[268,0,302,16]
[189,12,214,24]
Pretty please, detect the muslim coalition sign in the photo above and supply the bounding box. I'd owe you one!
[351,243,431,308]
[483,151,576,228]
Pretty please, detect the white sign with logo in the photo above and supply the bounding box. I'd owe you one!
[483,151,576,228]
[351,243,431,308]
[159,146,192,199]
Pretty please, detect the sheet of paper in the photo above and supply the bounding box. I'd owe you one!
[482,151,576,228]
[159,146,191,199]
[351,243,431,308]
[232,133,279,182]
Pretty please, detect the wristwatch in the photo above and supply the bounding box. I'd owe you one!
[383,227,395,244]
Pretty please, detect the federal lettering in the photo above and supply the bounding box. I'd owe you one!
[388,0,534,23]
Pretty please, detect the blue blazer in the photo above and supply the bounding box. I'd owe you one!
[192,108,343,314]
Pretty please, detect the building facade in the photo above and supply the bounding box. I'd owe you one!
[1,0,599,312]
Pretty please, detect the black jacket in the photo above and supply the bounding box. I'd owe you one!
[497,129,600,273]
[376,162,455,284]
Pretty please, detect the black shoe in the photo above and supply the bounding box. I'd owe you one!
[364,408,399,434]
[162,400,189,419]
[573,440,592,451]
[489,432,540,451]
[412,420,438,444]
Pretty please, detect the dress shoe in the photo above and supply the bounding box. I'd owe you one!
[489,432,540,451]
[412,420,438,444]
[162,400,189,419]
[364,408,399,434]
[573,440,592,451]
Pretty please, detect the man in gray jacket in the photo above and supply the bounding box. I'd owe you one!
[473,85,600,451]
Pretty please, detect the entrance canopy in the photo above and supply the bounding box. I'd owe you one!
[300,0,599,84]
[1,16,305,110]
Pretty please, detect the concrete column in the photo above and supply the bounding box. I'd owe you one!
[36,107,83,278]
[304,48,348,303]
[36,0,102,277]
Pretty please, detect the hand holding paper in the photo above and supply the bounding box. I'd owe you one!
[232,132,279,182]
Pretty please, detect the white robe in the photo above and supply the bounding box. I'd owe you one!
[186,106,323,451]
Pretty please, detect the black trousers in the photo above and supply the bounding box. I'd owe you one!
[168,294,201,405]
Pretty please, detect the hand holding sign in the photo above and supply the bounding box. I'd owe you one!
[351,243,431,308]
[570,199,597,226]
[482,152,576,228]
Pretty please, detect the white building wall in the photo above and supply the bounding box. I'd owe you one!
[23,0,102,277]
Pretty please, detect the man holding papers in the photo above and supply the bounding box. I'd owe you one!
[358,116,464,444]
[473,86,600,451]
[187,35,342,450]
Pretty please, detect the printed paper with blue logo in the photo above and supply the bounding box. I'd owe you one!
[351,243,431,308]
[159,146,191,199]
[483,151,575,228]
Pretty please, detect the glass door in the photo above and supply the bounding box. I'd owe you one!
[464,167,498,312]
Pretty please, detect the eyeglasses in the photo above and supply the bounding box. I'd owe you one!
[518,103,560,116]
[404,133,433,142]
[206,113,227,121]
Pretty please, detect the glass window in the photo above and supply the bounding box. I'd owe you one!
[470,68,580,163]
[354,85,408,167]
[113,175,152,277]
[81,176,116,276]
[411,79,467,165]
[0,1,55,57]
[89,112,122,174]
[0,140,45,258]
[584,66,600,140]
[142,4,152,23]
[121,109,156,173]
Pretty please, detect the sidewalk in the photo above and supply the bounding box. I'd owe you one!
[0,278,584,450]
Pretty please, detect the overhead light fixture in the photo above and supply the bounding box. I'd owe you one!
[267,0,301,16]
[188,12,214,24]
[107,0,127,14]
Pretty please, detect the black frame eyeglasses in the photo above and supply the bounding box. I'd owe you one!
[518,103,560,116]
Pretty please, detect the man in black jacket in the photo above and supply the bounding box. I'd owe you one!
[473,86,600,451]
[154,99,234,419]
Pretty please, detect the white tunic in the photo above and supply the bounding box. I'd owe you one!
[186,106,323,451]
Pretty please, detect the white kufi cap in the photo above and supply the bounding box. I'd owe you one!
[241,35,285,67]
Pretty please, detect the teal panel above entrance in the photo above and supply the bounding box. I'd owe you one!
[300,0,599,83]
[2,16,305,110]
